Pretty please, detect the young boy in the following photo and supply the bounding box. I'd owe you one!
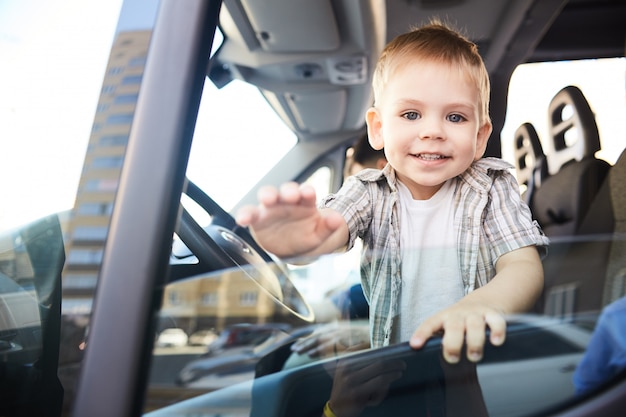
[236,21,549,365]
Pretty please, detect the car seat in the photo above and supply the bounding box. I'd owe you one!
[513,122,548,208]
[531,85,611,237]
[538,148,625,317]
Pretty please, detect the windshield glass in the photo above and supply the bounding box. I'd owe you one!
[145,56,626,417]
[186,79,297,212]
[2,1,626,416]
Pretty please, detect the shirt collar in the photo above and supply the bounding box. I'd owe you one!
[352,157,513,192]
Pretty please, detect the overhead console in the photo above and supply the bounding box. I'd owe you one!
[210,0,387,138]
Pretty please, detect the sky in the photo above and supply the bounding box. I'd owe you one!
[1,0,624,233]
[0,0,124,231]
[0,0,293,232]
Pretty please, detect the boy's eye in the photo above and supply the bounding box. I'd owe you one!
[402,111,420,120]
[447,113,466,123]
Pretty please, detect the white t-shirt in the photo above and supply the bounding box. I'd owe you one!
[393,179,464,343]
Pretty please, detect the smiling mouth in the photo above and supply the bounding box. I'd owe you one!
[414,153,448,161]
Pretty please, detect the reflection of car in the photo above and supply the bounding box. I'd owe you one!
[4,1,626,417]
[188,329,218,346]
[202,323,292,356]
[156,328,188,348]
[477,316,593,417]
[176,326,308,388]
[153,317,595,417]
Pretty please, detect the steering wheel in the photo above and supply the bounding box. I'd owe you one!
[172,178,314,323]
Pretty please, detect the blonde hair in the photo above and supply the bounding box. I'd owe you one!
[372,20,491,124]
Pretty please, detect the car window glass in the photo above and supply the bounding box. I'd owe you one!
[186,79,297,213]
[501,57,626,167]
[303,165,332,197]
[6,1,626,415]
[143,56,626,417]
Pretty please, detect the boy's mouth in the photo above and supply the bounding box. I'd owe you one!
[415,153,448,161]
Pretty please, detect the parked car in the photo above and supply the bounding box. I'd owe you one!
[1,1,625,417]
[156,328,189,348]
[201,323,292,356]
[187,329,218,346]
[175,326,311,389]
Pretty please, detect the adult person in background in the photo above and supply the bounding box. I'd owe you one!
[573,296,626,395]
[344,133,387,178]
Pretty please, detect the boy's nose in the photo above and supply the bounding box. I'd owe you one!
[417,117,444,140]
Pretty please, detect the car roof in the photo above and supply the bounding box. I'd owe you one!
[210,0,626,152]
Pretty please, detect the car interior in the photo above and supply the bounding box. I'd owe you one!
[1,0,625,417]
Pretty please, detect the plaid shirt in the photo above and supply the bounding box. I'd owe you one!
[320,157,549,348]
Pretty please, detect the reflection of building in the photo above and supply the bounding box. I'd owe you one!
[62,30,151,315]
[159,267,307,334]
[62,30,283,330]
[160,269,283,334]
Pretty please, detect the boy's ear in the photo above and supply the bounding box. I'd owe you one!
[474,121,492,160]
[366,107,385,150]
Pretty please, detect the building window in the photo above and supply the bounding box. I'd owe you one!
[63,273,98,289]
[108,67,123,75]
[61,299,93,315]
[72,226,108,242]
[128,56,147,67]
[99,135,128,147]
[168,291,182,306]
[113,94,138,105]
[102,85,115,94]
[106,113,134,125]
[96,103,109,113]
[239,291,258,306]
[121,75,142,85]
[84,179,119,192]
[67,249,103,265]
[92,156,124,169]
[77,202,114,216]
[201,292,218,306]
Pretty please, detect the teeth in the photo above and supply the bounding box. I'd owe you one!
[417,154,445,160]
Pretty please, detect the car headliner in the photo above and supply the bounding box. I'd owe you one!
[210,0,626,157]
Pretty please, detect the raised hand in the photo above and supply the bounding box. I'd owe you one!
[236,182,348,259]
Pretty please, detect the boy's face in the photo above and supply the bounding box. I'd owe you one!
[367,59,491,200]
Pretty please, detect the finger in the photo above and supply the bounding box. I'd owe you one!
[486,312,507,346]
[322,209,346,232]
[291,336,319,354]
[234,205,258,226]
[409,316,443,349]
[359,362,406,406]
[309,338,342,357]
[347,360,405,385]
[278,182,304,204]
[464,314,486,362]
[257,185,280,206]
[345,342,370,353]
[441,318,465,364]
[299,183,318,205]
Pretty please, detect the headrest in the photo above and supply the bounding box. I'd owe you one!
[546,85,601,174]
[513,122,547,188]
